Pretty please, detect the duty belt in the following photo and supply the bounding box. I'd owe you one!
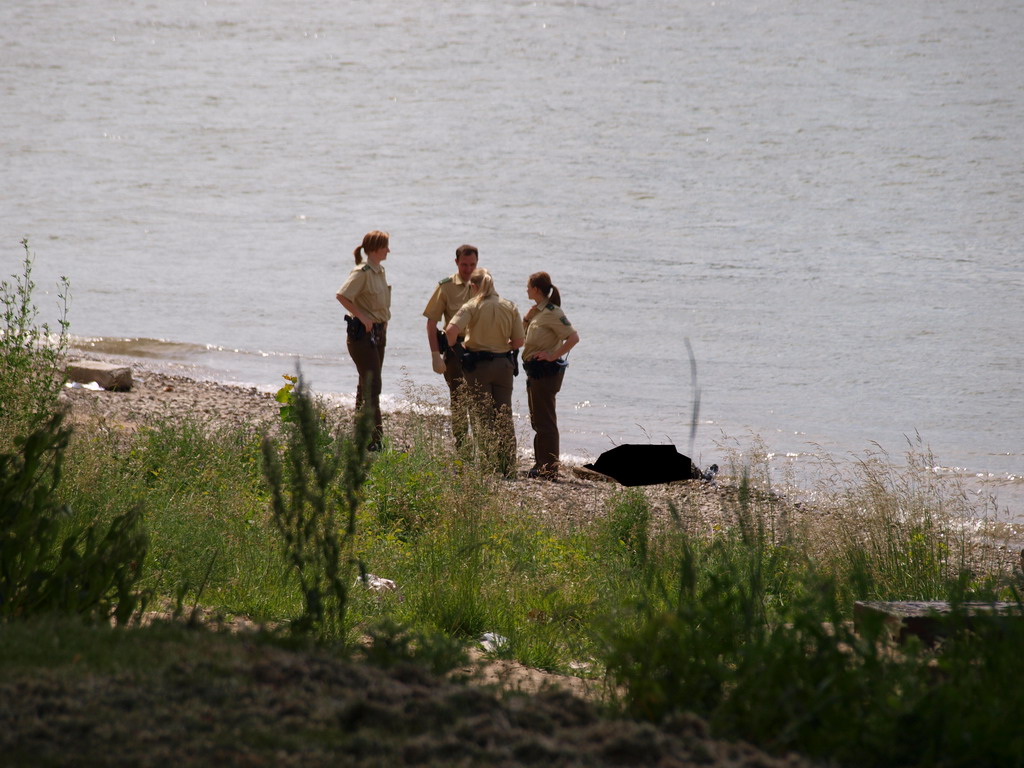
[523,358,568,379]
[460,348,520,376]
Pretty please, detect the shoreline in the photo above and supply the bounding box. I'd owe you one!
[63,329,1024,502]
[62,340,1024,525]
[58,360,1023,573]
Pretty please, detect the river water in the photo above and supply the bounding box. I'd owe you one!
[3,0,1022,517]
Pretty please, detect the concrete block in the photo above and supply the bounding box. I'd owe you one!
[66,360,133,391]
[854,600,1024,645]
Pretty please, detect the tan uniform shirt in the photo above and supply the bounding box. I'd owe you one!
[523,303,576,361]
[422,274,473,326]
[451,295,525,354]
[337,262,391,323]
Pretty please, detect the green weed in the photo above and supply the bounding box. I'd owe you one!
[261,375,374,641]
[1,239,70,439]
[58,417,288,618]
[597,488,652,573]
[0,410,148,624]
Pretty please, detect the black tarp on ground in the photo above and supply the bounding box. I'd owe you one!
[583,444,702,487]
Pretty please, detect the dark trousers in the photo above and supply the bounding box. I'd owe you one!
[443,352,469,448]
[527,367,565,470]
[464,356,516,476]
[346,323,386,447]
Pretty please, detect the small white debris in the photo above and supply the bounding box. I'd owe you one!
[358,573,397,593]
[479,632,509,652]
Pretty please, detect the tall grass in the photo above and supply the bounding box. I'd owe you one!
[59,417,292,620]
[0,410,149,623]
[599,472,1024,765]
[808,439,1005,602]
[353,416,604,670]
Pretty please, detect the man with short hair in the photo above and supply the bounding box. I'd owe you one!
[423,244,478,447]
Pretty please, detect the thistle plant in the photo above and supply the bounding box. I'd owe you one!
[261,374,374,641]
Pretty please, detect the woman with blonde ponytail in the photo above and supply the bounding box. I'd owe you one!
[522,271,579,480]
[445,268,524,477]
[336,230,391,450]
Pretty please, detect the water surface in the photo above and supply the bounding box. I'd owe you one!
[3,0,1022,515]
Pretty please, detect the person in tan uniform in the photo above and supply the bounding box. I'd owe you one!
[522,271,579,480]
[336,230,391,450]
[423,244,478,448]
[445,268,524,477]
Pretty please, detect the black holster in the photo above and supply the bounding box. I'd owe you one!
[346,316,383,346]
[435,328,450,355]
[459,346,480,373]
[345,315,366,341]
